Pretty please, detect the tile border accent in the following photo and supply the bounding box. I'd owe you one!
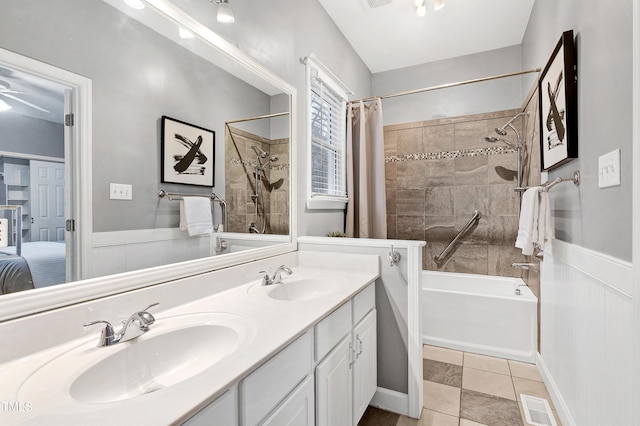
[229,157,290,170]
[385,147,515,163]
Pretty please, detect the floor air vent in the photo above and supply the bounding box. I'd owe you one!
[520,394,557,426]
[367,0,393,8]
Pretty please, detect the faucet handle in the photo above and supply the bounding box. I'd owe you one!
[83,320,116,347]
[258,270,272,286]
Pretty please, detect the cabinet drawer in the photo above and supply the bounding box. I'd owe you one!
[241,332,312,426]
[315,302,352,362]
[352,283,375,325]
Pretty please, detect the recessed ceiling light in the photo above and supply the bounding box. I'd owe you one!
[434,0,445,11]
[416,5,426,16]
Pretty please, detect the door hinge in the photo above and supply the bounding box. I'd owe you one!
[66,219,75,232]
[65,113,74,127]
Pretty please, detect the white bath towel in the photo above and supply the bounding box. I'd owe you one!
[515,187,554,255]
[535,190,554,249]
[180,197,213,236]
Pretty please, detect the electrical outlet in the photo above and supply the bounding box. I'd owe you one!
[109,183,133,200]
[598,149,621,188]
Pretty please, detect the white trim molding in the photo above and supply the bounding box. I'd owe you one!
[545,239,633,298]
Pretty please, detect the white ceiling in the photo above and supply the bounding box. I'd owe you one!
[318,0,535,73]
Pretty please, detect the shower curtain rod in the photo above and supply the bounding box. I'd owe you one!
[350,68,542,104]
[225,111,289,125]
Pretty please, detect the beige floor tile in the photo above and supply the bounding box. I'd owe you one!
[509,360,543,382]
[396,413,422,426]
[462,367,516,400]
[460,419,489,426]
[421,408,459,426]
[513,377,552,403]
[423,345,463,366]
[464,352,510,375]
[423,380,461,417]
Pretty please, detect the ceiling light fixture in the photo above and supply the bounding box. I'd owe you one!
[434,0,445,11]
[210,0,235,24]
[0,99,12,112]
[124,0,145,10]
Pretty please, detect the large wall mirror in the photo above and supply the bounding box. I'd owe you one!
[0,0,296,320]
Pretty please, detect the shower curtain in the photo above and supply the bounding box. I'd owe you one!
[345,99,387,239]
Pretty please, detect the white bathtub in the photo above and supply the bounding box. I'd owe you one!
[422,271,538,363]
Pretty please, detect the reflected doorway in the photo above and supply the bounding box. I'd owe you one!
[0,58,77,291]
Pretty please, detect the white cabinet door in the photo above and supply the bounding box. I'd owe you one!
[352,309,377,426]
[182,387,238,426]
[261,376,314,426]
[316,336,353,426]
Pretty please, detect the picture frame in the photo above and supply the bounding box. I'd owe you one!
[539,30,578,171]
[161,116,215,186]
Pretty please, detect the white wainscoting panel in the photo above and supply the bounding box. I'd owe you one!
[540,240,633,426]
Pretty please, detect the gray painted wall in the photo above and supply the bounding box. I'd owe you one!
[372,46,525,125]
[522,0,633,261]
[0,114,64,159]
[1,0,276,233]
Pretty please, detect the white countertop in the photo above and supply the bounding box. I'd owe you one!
[0,264,378,425]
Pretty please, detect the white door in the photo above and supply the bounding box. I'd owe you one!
[316,336,353,426]
[352,309,377,426]
[30,160,65,241]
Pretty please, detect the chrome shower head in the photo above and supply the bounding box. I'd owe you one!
[485,136,518,150]
[269,155,278,162]
[251,145,269,159]
[494,127,509,136]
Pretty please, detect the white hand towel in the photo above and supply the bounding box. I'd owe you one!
[515,187,542,255]
[179,197,213,236]
[535,190,554,249]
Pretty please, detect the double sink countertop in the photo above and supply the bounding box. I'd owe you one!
[0,262,379,425]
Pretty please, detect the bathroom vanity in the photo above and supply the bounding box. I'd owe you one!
[0,251,379,425]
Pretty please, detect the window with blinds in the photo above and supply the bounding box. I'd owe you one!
[309,73,347,199]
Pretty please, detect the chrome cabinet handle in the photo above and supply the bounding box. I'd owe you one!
[356,336,363,357]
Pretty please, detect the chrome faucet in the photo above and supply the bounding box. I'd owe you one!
[511,262,538,271]
[259,265,293,285]
[84,303,159,347]
[515,283,528,296]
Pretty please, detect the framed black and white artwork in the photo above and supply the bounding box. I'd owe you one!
[161,116,215,186]
[539,30,578,171]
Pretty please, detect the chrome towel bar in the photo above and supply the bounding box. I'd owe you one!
[515,170,580,192]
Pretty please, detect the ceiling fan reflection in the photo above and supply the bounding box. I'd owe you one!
[0,80,51,114]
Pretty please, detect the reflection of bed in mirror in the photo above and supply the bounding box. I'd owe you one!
[0,242,66,295]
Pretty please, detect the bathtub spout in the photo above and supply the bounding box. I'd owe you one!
[511,262,538,271]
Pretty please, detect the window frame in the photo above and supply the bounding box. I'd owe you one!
[305,56,349,210]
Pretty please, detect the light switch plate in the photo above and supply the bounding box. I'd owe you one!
[110,183,133,200]
[598,149,621,188]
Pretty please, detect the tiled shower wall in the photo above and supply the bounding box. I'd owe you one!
[225,127,289,235]
[384,109,531,277]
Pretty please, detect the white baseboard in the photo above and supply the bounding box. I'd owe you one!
[370,387,411,418]
[536,353,576,426]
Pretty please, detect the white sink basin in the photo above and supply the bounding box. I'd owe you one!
[19,312,256,405]
[249,274,347,301]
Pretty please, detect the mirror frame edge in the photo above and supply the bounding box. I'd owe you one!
[0,0,298,322]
